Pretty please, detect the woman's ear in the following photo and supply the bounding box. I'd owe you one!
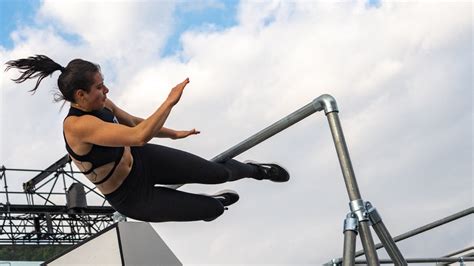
[74,89,85,102]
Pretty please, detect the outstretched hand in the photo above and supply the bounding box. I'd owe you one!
[167,78,190,106]
[174,128,200,139]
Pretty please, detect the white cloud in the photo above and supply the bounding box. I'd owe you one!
[0,0,472,265]
[38,0,175,60]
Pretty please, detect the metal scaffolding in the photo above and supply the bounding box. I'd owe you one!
[0,156,115,245]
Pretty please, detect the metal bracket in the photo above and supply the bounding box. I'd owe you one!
[343,212,359,233]
[349,199,368,222]
[366,201,382,225]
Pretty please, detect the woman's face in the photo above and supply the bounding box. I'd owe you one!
[83,71,109,110]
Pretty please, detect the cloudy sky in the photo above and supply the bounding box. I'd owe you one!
[0,0,472,265]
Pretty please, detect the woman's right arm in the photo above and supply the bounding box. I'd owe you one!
[66,78,190,147]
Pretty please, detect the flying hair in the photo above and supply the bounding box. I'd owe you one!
[5,54,64,93]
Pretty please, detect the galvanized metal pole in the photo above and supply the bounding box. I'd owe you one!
[168,94,383,263]
[443,246,474,258]
[169,96,328,189]
[168,94,404,265]
[358,222,380,265]
[439,247,474,265]
[210,98,325,163]
[371,221,407,264]
[342,231,357,266]
[325,110,379,265]
[342,213,358,266]
[353,207,474,258]
[354,257,474,264]
[366,202,407,265]
[325,112,361,200]
[1,167,10,205]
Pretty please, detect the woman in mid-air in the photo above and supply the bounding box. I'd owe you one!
[5,55,289,222]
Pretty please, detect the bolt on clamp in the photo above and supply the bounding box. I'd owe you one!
[365,201,382,225]
[343,212,358,233]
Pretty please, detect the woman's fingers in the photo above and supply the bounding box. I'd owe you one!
[190,128,200,135]
[174,129,200,139]
[167,78,190,105]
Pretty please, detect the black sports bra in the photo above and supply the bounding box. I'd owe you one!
[64,106,125,185]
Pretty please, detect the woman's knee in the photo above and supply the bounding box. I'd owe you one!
[202,199,225,221]
[204,163,231,184]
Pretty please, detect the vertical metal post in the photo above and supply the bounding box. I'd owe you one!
[343,213,358,266]
[358,222,380,265]
[326,111,379,265]
[325,112,361,200]
[1,166,10,204]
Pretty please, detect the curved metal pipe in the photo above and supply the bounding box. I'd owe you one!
[315,94,339,114]
[169,95,333,189]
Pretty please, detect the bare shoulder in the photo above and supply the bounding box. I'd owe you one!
[64,114,140,147]
[64,115,102,135]
[63,116,80,131]
[63,116,85,144]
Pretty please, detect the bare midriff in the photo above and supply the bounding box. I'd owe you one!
[70,147,134,195]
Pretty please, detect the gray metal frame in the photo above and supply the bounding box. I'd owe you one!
[166,94,469,265]
[0,166,115,245]
[352,207,473,260]
[353,257,473,264]
[170,94,404,264]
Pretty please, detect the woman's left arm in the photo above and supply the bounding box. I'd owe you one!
[105,99,200,139]
[157,127,200,139]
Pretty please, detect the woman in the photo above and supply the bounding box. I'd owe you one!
[5,55,289,222]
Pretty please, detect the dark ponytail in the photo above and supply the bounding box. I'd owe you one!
[5,55,100,103]
[5,55,64,93]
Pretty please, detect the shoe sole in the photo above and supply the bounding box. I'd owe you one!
[264,163,290,182]
[244,160,290,182]
[211,189,240,206]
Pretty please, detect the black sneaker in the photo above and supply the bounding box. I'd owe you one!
[203,190,239,222]
[245,161,290,182]
[211,189,240,207]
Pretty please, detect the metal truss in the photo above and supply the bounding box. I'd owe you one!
[0,155,116,245]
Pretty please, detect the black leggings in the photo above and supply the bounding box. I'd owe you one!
[104,144,259,222]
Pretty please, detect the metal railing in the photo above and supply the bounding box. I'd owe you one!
[168,94,471,265]
[169,94,337,189]
[170,94,404,264]
[353,207,473,259]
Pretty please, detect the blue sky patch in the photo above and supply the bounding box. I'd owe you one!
[366,0,382,8]
[0,0,240,56]
[161,0,239,57]
[0,0,40,49]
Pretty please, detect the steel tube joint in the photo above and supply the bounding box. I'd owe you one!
[343,213,359,233]
[366,202,382,225]
[350,199,368,222]
[314,94,338,114]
